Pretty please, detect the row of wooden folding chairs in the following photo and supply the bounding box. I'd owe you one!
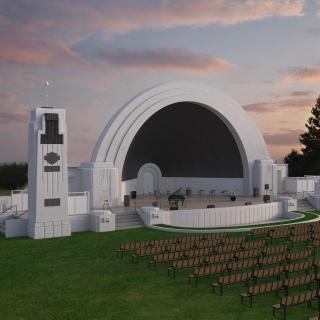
[188,261,283,288]
[189,258,314,288]
[240,273,317,308]
[283,260,313,278]
[286,249,313,263]
[168,245,289,279]
[149,238,269,270]
[213,265,317,298]
[150,247,213,268]
[133,238,242,263]
[272,290,319,320]
[219,235,246,245]
[249,220,320,240]
[211,265,285,295]
[149,242,246,269]
[131,240,218,263]
[287,233,313,248]
[117,233,229,255]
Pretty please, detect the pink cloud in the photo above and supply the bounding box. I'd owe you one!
[244,97,315,113]
[94,48,231,74]
[263,129,303,146]
[0,35,80,66]
[0,0,306,42]
[277,67,320,84]
[0,94,30,125]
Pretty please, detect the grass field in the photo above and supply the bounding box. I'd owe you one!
[0,228,319,320]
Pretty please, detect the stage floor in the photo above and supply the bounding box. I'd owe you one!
[129,195,266,211]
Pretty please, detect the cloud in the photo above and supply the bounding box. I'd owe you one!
[277,67,320,84]
[263,129,302,146]
[89,47,231,74]
[244,97,314,113]
[0,34,81,66]
[0,94,30,125]
[1,0,306,41]
[290,90,315,96]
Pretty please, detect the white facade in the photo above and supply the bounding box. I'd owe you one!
[71,81,279,208]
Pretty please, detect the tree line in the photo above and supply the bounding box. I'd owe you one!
[284,95,320,176]
[0,163,28,190]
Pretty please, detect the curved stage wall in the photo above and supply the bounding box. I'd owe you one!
[123,102,243,180]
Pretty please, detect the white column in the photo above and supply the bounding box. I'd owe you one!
[28,108,71,239]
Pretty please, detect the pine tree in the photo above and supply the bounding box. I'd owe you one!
[299,95,320,174]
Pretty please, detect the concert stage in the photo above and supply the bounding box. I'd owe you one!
[130,194,266,211]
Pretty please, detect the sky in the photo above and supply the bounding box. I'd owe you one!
[0,0,320,165]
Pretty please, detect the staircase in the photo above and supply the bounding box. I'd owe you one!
[112,207,144,230]
[297,198,314,212]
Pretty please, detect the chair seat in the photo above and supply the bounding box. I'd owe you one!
[212,283,220,287]
[240,293,250,297]
[272,304,281,309]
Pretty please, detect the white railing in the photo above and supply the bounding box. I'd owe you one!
[11,190,28,212]
[9,190,90,216]
[68,191,90,215]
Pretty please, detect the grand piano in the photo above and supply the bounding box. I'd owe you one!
[168,187,185,208]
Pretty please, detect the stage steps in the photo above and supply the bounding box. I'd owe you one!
[112,207,144,230]
[297,198,314,212]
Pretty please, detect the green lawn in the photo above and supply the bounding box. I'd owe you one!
[0,188,10,196]
[0,228,318,320]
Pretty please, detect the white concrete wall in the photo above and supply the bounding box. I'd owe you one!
[140,202,283,228]
[68,192,90,215]
[5,218,28,238]
[69,214,90,232]
[9,191,90,216]
[68,167,82,192]
[285,177,315,194]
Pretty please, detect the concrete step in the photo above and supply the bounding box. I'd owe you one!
[113,207,144,230]
[297,199,314,211]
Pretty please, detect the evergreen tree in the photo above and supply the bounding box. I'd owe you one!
[299,95,320,174]
[283,149,304,177]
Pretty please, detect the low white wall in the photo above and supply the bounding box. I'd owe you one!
[11,190,28,212]
[122,177,244,196]
[9,191,90,216]
[285,177,315,194]
[140,202,283,228]
[5,218,28,238]
[69,214,90,232]
[277,197,297,212]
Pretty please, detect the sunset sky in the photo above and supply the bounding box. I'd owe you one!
[0,0,320,165]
